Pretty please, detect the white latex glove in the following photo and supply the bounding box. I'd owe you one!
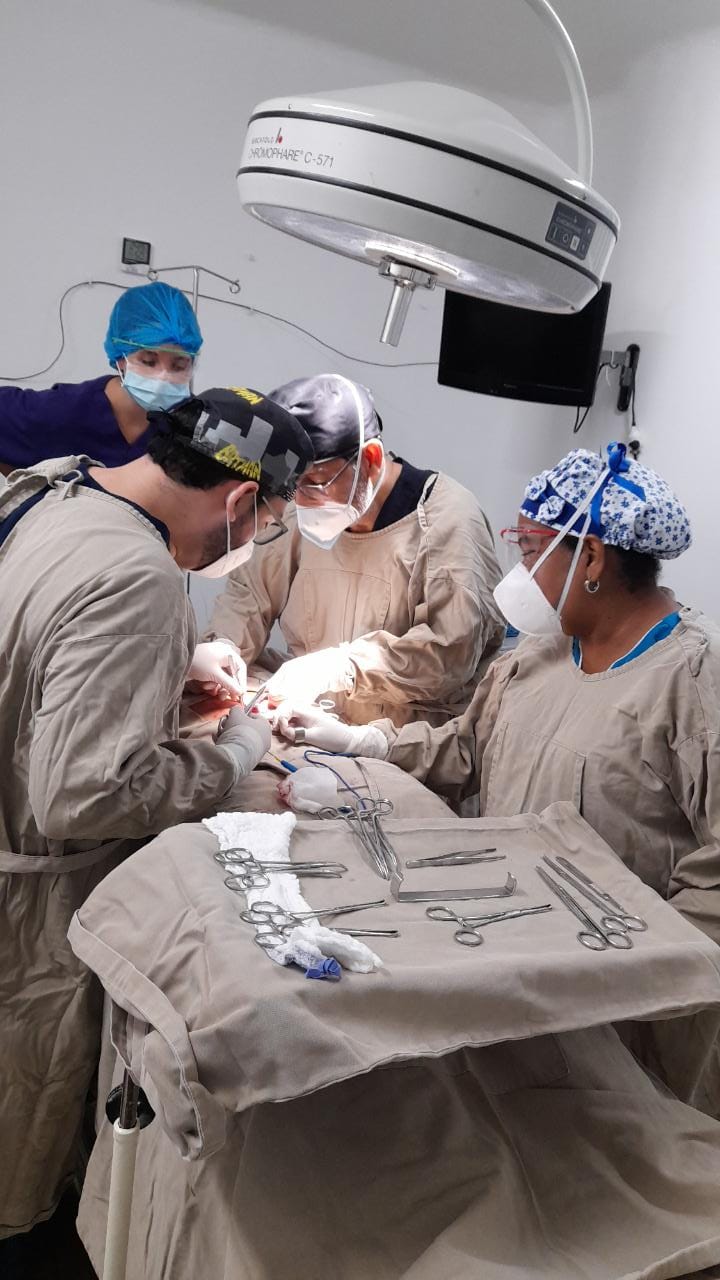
[274,703,388,758]
[215,705,272,778]
[266,646,354,705]
[187,640,247,701]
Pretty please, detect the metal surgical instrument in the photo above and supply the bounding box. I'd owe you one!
[405,849,503,868]
[238,899,398,948]
[216,848,347,891]
[536,866,633,951]
[390,870,518,904]
[215,849,347,873]
[242,682,270,714]
[318,799,400,881]
[542,857,646,933]
[552,856,648,931]
[427,903,553,947]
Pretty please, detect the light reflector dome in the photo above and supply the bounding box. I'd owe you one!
[237,80,618,344]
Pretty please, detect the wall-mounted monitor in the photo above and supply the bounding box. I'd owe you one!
[438,283,611,407]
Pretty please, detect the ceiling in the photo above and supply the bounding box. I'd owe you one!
[170,0,720,105]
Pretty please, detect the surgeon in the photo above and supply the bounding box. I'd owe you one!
[0,386,313,1250]
[279,441,720,952]
[207,373,505,727]
[0,280,202,474]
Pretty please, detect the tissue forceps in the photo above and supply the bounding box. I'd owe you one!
[242,682,270,714]
[405,849,502,868]
[536,866,633,951]
[427,903,553,947]
[552,856,648,931]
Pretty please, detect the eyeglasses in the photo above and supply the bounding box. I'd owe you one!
[295,452,359,499]
[500,527,559,546]
[254,494,288,545]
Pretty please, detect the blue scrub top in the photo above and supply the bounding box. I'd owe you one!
[0,375,156,469]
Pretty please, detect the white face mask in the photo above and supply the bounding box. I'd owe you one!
[493,464,610,636]
[296,500,360,550]
[194,496,257,578]
[493,562,567,637]
[295,452,385,550]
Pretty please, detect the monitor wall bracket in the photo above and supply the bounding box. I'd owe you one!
[600,342,640,414]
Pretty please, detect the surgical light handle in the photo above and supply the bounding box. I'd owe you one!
[522,0,594,185]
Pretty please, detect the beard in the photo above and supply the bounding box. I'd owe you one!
[196,501,254,572]
[197,520,229,571]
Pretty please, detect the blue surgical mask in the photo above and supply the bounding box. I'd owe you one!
[121,366,191,413]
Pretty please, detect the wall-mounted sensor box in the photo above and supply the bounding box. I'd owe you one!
[121,237,152,273]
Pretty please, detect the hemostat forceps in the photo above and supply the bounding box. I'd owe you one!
[550,856,647,931]
[536,866,633,951]
[427,903,553,947]
[318,799,400,881]
[215,847,347,891]
[238,898,398,948]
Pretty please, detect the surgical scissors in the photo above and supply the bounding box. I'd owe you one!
[238,899,398,948]
[426,903,553,947]
[536,866,633,951]
[552,856,648,931]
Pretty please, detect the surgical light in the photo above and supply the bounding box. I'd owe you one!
[236,0,618,345]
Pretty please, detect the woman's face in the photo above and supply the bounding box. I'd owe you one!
[121,348,193,381]
[515,515,599,635]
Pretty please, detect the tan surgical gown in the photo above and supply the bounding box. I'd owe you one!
[207,472,505,726]
[0,458,240,1238]
[381,608,720,1110]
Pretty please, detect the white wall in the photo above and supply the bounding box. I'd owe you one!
[2,0,719,619]
[523,6,720,613]
[0,0,573,629]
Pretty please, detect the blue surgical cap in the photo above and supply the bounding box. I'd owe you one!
[521,442,692,560]
[103,281,203,368]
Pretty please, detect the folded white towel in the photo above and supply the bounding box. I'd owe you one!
[204,811,382,974]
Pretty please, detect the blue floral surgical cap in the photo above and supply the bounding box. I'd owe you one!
[103,281,203,368]
[520,442,691,559]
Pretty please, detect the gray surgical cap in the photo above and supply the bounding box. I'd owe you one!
[269,374,382,460]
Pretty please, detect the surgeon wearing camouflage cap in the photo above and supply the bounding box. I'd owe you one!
[0,381,313,1248]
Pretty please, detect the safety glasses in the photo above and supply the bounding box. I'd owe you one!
[500,526,560,545]
[254,495,288,545]
[498,526,560,570]
[295,452,359,499]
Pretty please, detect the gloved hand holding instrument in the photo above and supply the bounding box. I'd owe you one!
[187,640,247,701]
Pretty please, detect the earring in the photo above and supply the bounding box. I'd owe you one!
[584,578,600,595]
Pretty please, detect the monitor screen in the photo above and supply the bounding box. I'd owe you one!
[437,283,612,408]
